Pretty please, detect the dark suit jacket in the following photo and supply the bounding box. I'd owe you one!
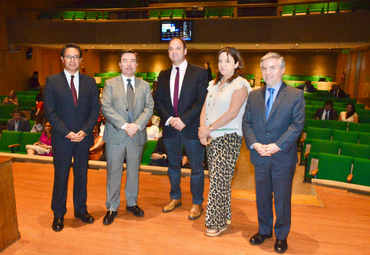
[297,84,315,92]
[44,72,100,148]
[329,89,346,98]
[313,107,338,120]
[154,63,208,140]
[7,117,30,132]
[243,82,305,167]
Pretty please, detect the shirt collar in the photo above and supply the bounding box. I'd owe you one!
[64,70,79,80]
[266,80,283,93]
[172,59,188,72]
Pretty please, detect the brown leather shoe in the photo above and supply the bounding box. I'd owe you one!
[188,204,203,220]
[162,199,182,213]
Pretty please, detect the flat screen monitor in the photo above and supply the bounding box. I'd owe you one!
[160,20,193,42]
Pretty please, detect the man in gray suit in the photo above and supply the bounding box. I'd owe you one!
[242,52,305,254]
[101,49,153,225]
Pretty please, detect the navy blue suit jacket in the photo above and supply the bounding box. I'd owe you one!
[7,117,30,132]
[154,63,208,140]
[44,72,100,148]
[243,82,305,167]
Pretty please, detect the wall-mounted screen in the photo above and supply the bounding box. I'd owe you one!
[160,20,193,42]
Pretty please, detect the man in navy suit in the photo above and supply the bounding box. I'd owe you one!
[154,37,208,220]
[44,43,100,232]
[7,108,30,132]
[243,52,305,253]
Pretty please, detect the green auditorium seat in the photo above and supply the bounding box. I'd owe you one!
[351,158,370,186]
[161,9,173,19]
[359,132,370,145]
[355,0,370,11]
[172,9,185,18]
[332,130,359,143]
[141,140,158,165]
[0,104,17,124]
[324,120,348,131]
[311,153,352,183]
[75,11,87,20]
[310,101,323,106]
[348,122,370,133]
[360,116,370,124]
[355,103,365,109]
[305,111,315,119]
[281,5,296,16]
[305,105,314,111]
[15,132,42,154]
[63,11,75,20]
[339,1,354,12]
[149,10,161,19]
[221,8,233,17]
[303,119,324,133]
[86,12,98,20]
[340,142,370,159]
[206,8,222,18]
[282,75,291,80]
[356,109,370,118]
[340,98,357,104]
[0,131,22,153]
[301,127,332,164]
[295,4,310,14]
[136,72,147,80]
[333,102,346,108]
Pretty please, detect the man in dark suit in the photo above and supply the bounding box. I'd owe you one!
[154,37,208,220]
[313,100,338,120]
[204,62,213,82]
[101,50,153,225]
[330,84,346,98]
[297,80,315,92]
[44,43,100,232]
[243,52,305,254]
[7,108,30,131]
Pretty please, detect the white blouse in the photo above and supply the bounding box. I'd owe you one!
[339,111,358,122]
[205,76,252,139]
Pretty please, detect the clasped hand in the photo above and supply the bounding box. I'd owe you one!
[198,126,211,146]
[66,130,87,142]
[125,123,139,138]
[253,143,280,156]
[169,117,186,131]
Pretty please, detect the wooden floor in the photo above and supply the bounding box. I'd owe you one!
[3,162,370,255]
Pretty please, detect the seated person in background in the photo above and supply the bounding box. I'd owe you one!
[146,118,159,140]
[151,114,161,127]
[330,84,346,98]
[31,112,46,132]
[26,122,52,156]
[89,124,106,161]
[313,100,338,120]
[7,108,30,132]
[339,102,359,123]
[29,71,41,89]
[297,80,315,92]
[148,137,190,168]
[35,86,44,116]
[2,90,18,106]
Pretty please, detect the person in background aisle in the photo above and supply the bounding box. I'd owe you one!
[2,90,18,106]
[338,102,359,123]
[154,37,208,220]
[29,71,41,89]
[330,84,346,98]
[242,52,305,254]
[297,80,315,92]
[35,86,44,117]
[7,108,30,132]
[146,118,159,140]
[205,62,213,82]
[26,122,52,156]
[89,124,105,161]
[198,46,251,237]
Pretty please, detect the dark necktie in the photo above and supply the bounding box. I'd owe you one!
[266,88,275,120]
[70,75,78,107]
[173,67,180,117]
[127,78,135,123]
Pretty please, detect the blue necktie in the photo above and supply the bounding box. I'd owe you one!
[266,88,275,120]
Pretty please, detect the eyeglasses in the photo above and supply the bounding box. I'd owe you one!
[64,55,80,60]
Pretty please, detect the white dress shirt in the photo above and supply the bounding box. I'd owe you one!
[64,70,79,98]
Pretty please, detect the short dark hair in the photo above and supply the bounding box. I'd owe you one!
[324,100,334,107]
[119,49,138,63]
[33,71,38,75]
[12,108,21,115]
[305,80,312,86]
[170,37,187,49]
[61,43,82,58]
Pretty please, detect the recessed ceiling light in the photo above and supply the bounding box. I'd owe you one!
[143,44,146,46]
[110,44,112,46]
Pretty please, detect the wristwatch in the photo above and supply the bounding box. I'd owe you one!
[209,124,214,131]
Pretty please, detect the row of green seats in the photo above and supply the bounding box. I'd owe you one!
[41,11,109,20]
[282,1,370,16]
[303,119,370,133]
[149,8,233,19]
[283,75,333,82]
[306,101,365,109]
[285,81,318,88]
[303,93,353,101]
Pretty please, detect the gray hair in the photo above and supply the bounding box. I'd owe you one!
[260,52,285,69]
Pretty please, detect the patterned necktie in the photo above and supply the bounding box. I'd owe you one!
[127,79,135,123]
[70,75,78,106]
[266,88,275,120]
[173,67,180,117]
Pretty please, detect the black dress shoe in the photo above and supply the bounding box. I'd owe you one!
[126,205,144,217]
[103,211,118,225]
[74,212,94,223]
[274,239,288,254]
[52,217,64,232]
[249,232,273,245]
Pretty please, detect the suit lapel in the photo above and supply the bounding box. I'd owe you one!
[134,77,142,108]
[60,72,76,108]
[117,75,129,107]
[268,82,287,121]
[259,87,267,125]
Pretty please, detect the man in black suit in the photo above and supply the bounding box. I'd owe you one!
[154,37,208,220]
[204,62,213,82]
[7,108,30,131]
[297,80,315,92]
[243,52,305,254]
[313,100,338,120]
[330,84,346,98]
[44,43,100,232]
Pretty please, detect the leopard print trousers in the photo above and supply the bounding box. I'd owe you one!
[205,132,243,230]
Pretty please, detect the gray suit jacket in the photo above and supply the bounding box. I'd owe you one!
[242,82,305,167]
[101,75,154,146]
